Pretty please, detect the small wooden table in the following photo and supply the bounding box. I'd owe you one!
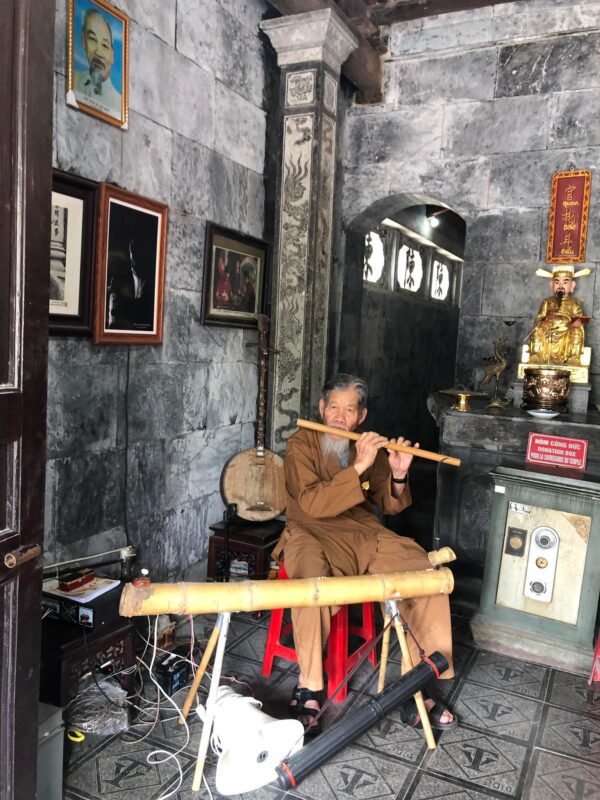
[207,518,284,581]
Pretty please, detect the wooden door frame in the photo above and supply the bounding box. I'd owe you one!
[0,0,54,797]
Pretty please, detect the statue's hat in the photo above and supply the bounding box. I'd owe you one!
[535,264,591,279]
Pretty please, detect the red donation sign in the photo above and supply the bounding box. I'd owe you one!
[546,170,591,263]
[526,433,588,471]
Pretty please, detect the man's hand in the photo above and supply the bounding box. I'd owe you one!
[388,437,419,479]
[353,431,389,476]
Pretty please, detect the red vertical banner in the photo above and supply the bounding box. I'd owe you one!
[547,170,591,263]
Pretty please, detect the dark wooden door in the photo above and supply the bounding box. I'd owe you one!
[0,0,54,797]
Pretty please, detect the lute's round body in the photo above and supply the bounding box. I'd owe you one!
[220,447,286,522]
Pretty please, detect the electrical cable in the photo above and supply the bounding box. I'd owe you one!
[123,344,132,546]
[137,616,190,799]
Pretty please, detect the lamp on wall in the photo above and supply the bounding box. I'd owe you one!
[426,208,447,228]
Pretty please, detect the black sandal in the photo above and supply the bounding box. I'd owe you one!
[399,697,459,731]
[289,686,322,736]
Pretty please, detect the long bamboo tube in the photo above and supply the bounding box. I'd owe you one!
[297,419,461,468]
[120,567,454,617]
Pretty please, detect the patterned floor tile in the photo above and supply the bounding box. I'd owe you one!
[63,613,600,800]
[547,669,600,716]
[124,705,204,754]
[219,650,290,697]
[522,749,600,800]
[538,705,600,763]
[423,726,529,796]
[281,744,416,800]
[465,651,549,700]
[410,771,508,799]
[452,680,542,742]
[162,757,283,800]
[355,705,428,765]
[64,733,197,799]
[225,620,269,662]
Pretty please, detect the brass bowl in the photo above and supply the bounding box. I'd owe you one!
[522,368,570,411]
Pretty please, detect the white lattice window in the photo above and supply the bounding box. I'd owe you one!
[396,245,423,292]
[363,231,385,283]
[431,260,450,300]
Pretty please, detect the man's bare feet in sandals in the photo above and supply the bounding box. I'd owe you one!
[289,685,322,736]
[399,696,458,731]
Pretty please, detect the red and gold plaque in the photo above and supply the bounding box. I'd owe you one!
[546,170,591,263]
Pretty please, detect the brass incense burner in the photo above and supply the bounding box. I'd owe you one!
[522,367,570,411]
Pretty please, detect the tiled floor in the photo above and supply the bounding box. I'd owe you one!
[63,607,600,800]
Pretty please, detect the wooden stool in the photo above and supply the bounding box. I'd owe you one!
[260,562,378,702]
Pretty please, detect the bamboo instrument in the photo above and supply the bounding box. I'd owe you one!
[120,563,454,618]
[427,546,456,566]
[297,419,461,468]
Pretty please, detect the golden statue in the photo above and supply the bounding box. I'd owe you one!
[528,265,590,366]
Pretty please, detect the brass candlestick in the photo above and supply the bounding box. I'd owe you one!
[453,392,471,412]
[439,388,487,412]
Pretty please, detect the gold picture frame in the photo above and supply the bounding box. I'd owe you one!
[66,0,129,129]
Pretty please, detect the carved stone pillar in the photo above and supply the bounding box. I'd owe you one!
[261,10,358,452]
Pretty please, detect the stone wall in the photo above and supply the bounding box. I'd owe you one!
[341,0,600,402]
[46,0,274,578]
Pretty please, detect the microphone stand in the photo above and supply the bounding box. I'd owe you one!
[221,503,237,582]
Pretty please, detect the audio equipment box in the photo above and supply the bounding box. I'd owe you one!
[42,580,122,630]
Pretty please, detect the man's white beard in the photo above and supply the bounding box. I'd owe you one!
[89,67,105,95]
[322,433,350,463]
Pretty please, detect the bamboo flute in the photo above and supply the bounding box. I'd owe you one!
[297,418,461,468]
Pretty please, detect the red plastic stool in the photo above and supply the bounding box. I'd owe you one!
[260,562,378,702]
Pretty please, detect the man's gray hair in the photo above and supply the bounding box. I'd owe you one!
[322,373,368,411]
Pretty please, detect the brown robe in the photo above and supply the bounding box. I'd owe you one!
[274,427,454,690]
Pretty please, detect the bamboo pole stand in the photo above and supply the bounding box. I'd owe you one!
[379,600,436,748]
[120,548,456,792]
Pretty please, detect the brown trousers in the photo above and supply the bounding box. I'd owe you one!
[282,525,454,691]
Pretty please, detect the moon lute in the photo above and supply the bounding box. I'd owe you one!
[220,315,286,521]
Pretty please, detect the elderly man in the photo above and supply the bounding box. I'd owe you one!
[73,9,122,116]
[273,373,456,734]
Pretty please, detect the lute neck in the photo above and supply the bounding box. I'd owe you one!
[255,314,270,455]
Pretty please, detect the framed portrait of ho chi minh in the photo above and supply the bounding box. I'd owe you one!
[50,171,98,335]
[93,184,168,345]
[201,223,269,328]
[66,0,129,128]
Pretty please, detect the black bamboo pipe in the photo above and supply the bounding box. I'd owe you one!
[276,651,448,791]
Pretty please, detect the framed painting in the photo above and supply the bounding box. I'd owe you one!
[201,223,269,328]
[50,170,97,335]
[66,0,129,128]
[93,184,168,344]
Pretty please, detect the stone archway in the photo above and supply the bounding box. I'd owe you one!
[334,192,467,450]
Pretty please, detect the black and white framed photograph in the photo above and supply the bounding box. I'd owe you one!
[93,183,168,344]
[67,0,129,128]
[50,171,97,335]
[201,223,269,328]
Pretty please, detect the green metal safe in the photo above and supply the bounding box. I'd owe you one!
[471,466,600,673]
